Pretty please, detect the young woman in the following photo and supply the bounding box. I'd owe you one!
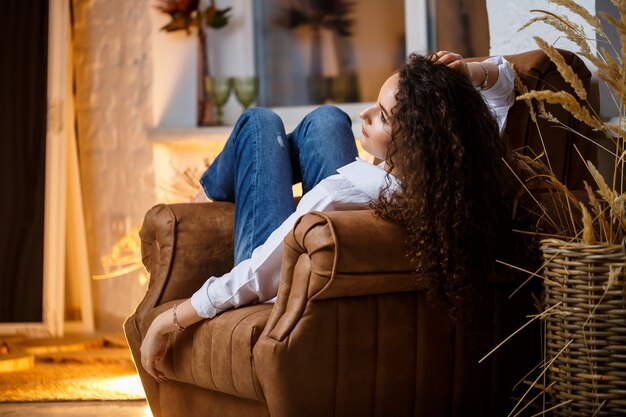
[140,51,516,382]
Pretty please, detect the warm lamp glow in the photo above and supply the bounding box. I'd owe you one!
[94,374,147,398]
[143,404,154,417]
[93,226,144,280]
[138,269,149,286]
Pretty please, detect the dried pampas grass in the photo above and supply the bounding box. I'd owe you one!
[549,0,603,33]
[517,90,604,129]
[580,202,595,243]
[513,0,626,245]
[496,6,626,416]
[520,12,591,56]
[534,36,588,99]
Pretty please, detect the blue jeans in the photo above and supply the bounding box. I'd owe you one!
[199,105,358,265]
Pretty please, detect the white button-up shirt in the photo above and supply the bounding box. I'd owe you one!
[191,56,515,318]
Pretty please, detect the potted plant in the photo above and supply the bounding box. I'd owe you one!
[513,1,626,415]
[155,0,232,126]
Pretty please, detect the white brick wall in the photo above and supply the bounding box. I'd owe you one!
[487,0,596,66]
[73,0,154,330]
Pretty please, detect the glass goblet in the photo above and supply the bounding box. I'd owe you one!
[205,76,232,126]
[233,77,259,111]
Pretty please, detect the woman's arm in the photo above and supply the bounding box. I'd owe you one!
[140,193,331,382]
[432,51,514,132]
[139,171,365,382]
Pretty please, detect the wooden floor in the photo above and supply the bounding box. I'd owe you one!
[0,400,151,416]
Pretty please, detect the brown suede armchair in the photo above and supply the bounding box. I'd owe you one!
[125,50,595,417]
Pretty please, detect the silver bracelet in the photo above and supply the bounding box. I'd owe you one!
[172,303,186,332]
[477,62,489,90]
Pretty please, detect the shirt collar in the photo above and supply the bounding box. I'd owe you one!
[337,157,399,200]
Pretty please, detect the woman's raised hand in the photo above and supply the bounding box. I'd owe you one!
[431,50,496,90]
[430,50,469,77]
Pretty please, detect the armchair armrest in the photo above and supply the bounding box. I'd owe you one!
[254,210,440,417]
[264,210,423,343]
[134,202,235,322]
[125,202,236,411]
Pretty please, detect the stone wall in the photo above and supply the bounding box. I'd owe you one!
[72,0,154,330]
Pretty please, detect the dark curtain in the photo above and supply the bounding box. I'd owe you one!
[435,0,489,58]
[0,0,49,322]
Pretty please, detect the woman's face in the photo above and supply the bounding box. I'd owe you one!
[359,74,398,161]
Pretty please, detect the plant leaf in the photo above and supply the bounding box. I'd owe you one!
[205,6,231,29]
[159,13,195,33]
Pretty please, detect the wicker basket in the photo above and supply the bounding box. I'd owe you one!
[541,239,626,416]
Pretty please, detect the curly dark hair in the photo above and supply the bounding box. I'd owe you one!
[371,53,514,312]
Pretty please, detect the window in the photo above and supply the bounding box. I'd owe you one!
[151,0,430,128]
[254,0,406,108]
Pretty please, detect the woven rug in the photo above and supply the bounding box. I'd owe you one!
[0,345,146,402]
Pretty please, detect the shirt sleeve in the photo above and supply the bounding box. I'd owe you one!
[481,56,515,133]
[191,177,338,318]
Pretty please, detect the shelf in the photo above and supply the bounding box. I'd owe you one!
[147,126,233,145]
[148,102,369,147]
